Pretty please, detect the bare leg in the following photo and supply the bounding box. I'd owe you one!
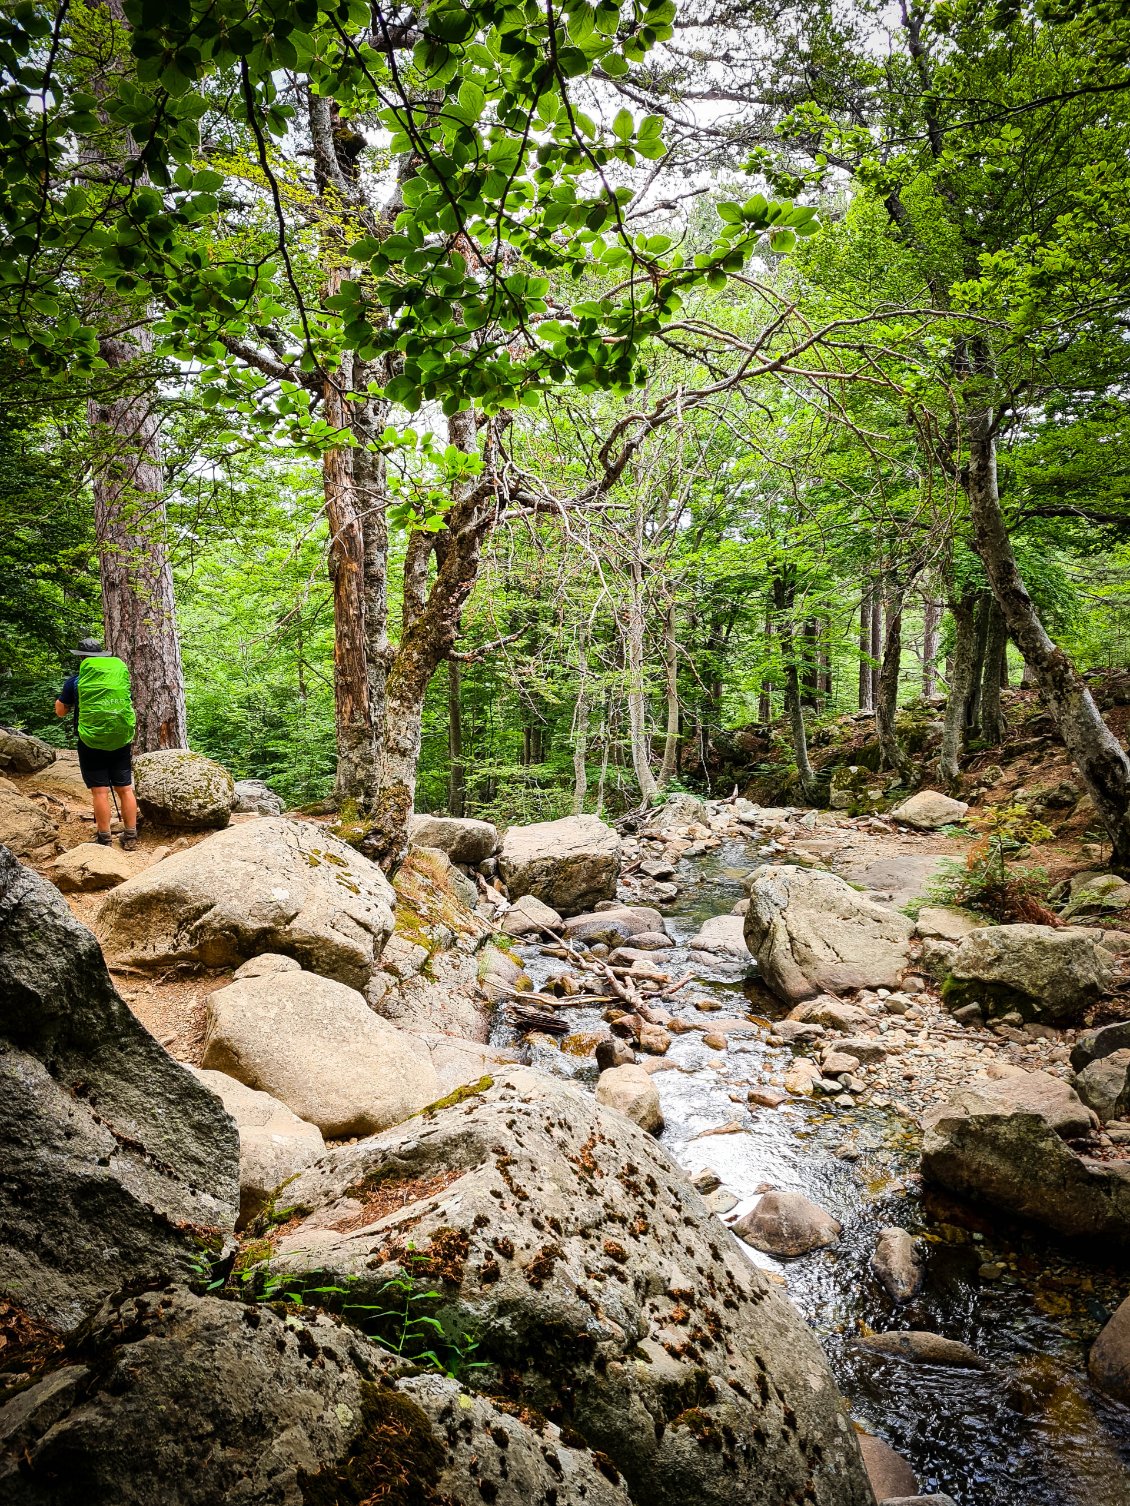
[91,787,112,838]
[116,785,138,831]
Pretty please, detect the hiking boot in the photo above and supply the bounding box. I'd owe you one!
[95,831,112,847]
[120,830,138,853]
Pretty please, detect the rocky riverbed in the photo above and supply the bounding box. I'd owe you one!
[498,810,1130,1506]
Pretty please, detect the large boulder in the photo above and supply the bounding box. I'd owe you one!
[0,846,238,1332]
[202,970,439,1139]
[0,728,56,774]
[269,1070,874,1506]
[133,749,235,829]
[49,841,144,893]
[231,778,283,816]
[922,1069,1130,1244]
[743,865,914,1003]
[870,1227,924,1303]
[642,792,708,832]
[889,790,969,830]
[0,1288,631,1506]
[97,817,395,988]
[1074,1049,1130,1124]
[499,815,621,916]
[595,1063,664,1134]
[1070,1018,1130,1073]
[688,913,751,960]
[941,924,1110,1024]
[188,1067,325,1227]
[1089,1294,1130,1403]
[732,1191,842,1257]
[0,780,56,855]
[408,812,499,864]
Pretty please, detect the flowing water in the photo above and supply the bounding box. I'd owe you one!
[493,839,1130,1506]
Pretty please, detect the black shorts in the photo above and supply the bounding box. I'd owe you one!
[76,739,133,790]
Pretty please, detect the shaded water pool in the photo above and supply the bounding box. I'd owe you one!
[495,840,1130,1506]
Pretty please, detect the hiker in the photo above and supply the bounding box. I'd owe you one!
[55,638,139,852]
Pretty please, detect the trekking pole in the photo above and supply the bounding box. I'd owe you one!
[110,787,121,822]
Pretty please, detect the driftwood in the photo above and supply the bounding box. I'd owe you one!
[505,1002,572,1035]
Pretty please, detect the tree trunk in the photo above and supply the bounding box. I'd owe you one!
[447,658,465,817]
[858,583,874,712]
[759,600,773,722]
[773,571,821,803]
[658,597,681,787]
[979,599,1008,746]
[937,592,979,789]
[966,410,1130,868]
[922,594,941,698]
[964,594,990,735]
[626,558,658,805]
[572,641,589,815]
[88,335,188,751]
[870,581,882,709]
[800,619,820,708]
[875,577,913,779]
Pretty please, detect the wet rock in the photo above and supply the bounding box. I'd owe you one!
[0,847,238,1332]
[595,1064,664,1134]
[691,1167,722,1192]
[889,790,969,830]
[744,865,914,1003]
[0,1288,632,1506]
[98,817,395,989]
[231,778,283,816]
[1070,1018,1130,1072]
[784,1061,821,1096]
[1089,1294,1130,1403]
[564,904,665,945]
[134,748,235,829]
[749,1086,789,1108]
[0,727,56,774]
[688,913,751,959]
[202,970,438,1139]
[188,1067,325,1227]
[638,1022,672,1055]
[882,1498,959,1505]
[1073,1049,1130,1124]
[596,1036,636,1071]
[941,924,1110,1025]
[0,781,56,855]
[270,1069,874,1506]
[858,1331,988,1368]
[49,841,143,892]
[870,1227,924,1302]
[504,891,563,937]
[408,813,499,865]
[922,1071,1130,1244]
[732,1191,842,1256]
[702,1031,728,1051]
[498,814,621,916]
[857,1432,919,1500]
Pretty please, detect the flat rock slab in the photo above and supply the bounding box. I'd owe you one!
[835,853,950,909]
[499,814,621,916]
[0,847,238,1333]
[50,841,146,892]
[97,816,395,989]
[270,1068,874,1506]
[744,865,914,1003]
[203,970,438,1139]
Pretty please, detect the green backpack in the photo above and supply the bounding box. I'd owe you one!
[77,655,136,751]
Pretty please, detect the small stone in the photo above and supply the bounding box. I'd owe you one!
[702,1032,727,1051]
[822,1051,861,1076]
[638,1023,671,1056]
[978,1263,1006,1281]
[748,1086,789,1109]
[871,1226,925,1302]
[952,1003,984,1028]
[733,1191,842,1257]
[703,1187,739,1215]
[691,1167,722,1193]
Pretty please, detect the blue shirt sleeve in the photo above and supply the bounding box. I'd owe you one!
[58,674,78,706]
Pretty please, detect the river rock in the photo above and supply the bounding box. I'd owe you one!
[231,777,283,815]
[922,1070,1130,1244]
[1074,1048,1130,1124]
[857,1433,919,1500]
[0,1288,633,1506]
[787,997,872,1032]
[202,970,438,1139]
[49,841,143,892]
[595,1063,664,1134]
[188,1067,325,1227]
[688,913,751,959]
[890,790,969,830]
[270,1069,874,1506]
[408,812,499,864]
[98,817,395,988]
[858,1331,987,1368]
[732,1191,842,1256]
[504,891,563,936]
[1089,1294,1130,1403]
[941,924,1110,1024]
[0,781,56,854]
[499,814,621,915]
[133,748,235,829]
[0,846,238,1332]
[0,728,56,774]
[564,904,666,945]
[1071,1018,1130,1072]
[871,1226,924,1302]
[744,865,914,1003]
[643,792,708,831]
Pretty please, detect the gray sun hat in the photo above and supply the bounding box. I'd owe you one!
[71,637,105,659]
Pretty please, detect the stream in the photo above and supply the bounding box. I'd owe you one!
[493,837,1130,1506]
